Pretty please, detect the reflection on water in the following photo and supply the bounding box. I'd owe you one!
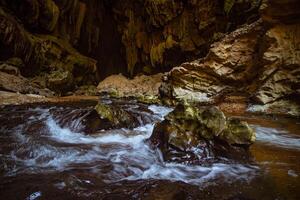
[0,102,300,199]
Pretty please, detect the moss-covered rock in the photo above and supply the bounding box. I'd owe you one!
[150,103,256,160]
[94,103,139,129]
[220,118,256,146]
[47,70,74,93]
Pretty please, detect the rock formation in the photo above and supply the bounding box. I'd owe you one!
[0,0,298,117]
[97,73,163,104]
[0,0,260,95]
[149,103,255,161]
[159,0,300,116]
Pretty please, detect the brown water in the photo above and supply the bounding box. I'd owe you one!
[0,100,299,200]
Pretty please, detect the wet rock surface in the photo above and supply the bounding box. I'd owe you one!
[95,98,160,129]
[149,103,255,162]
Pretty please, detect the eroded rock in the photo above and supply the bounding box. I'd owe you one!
[159,14,300,117]
[94,103,139,129]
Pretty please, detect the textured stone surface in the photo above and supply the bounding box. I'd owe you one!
[0,0,260,81]
[0,71,53,96]
[253,23,300,105]
[149,103,255,160]
[47,70,74,94]
[159,8,300,116]
[97,73,163,104]
[111,0,260,76]
[159,20,264,104]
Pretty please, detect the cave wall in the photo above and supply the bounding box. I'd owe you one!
[0,0,260,82]
[110,0,260,76]
[159,0,300,116]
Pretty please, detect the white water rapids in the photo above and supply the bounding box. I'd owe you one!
[1,104,263,187]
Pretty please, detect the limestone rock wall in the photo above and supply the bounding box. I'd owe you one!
[0,0,260,81]
[159,0,300,116]
[111,0,260,76]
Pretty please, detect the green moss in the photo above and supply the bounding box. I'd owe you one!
[137,94,160,104]
[220,118,256,145]
[150,35,177,66]
[224,0,235,14]
[95,103,114,122]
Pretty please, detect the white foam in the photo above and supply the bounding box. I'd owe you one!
[253,125,300,150]
[6,105,259,186]
[148,105,173,120]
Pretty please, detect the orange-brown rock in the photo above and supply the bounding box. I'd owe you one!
[160,12,300,117]
[97,73,163,103]
[159,20,264,104]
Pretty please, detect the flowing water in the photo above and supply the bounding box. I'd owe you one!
[0,99,299,199]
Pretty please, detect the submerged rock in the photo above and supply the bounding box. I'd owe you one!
[149,103,255,161]
[50,108,112,134]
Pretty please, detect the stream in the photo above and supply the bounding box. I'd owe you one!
[0,99,299,199]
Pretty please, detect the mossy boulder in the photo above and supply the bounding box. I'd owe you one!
[47,70,74,93]
[94,103,139,129]
[149,103,255,160]
[220,118,256,146]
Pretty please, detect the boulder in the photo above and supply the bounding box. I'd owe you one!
[149,103,255,160]
[47,70,74,94]
[94,98,161,129]
[94,103,139,129]
[97,73,163,104]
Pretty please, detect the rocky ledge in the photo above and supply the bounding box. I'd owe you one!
[159,16,300,117]
[97,73,164,104]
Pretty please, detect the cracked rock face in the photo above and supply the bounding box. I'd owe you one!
[159,20,265,104]
[159,0,300,116]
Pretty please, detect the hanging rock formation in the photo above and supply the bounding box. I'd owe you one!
[0,0,260,95]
